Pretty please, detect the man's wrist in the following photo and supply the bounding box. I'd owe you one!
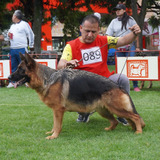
[133,32,138,36]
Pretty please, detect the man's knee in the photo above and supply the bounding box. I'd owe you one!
[119,74,129,84]
[118,74,130,94]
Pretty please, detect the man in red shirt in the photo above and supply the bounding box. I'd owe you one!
[57,14,141,125]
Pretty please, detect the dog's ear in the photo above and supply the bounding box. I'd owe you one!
[25,53,36,70]
[19,52,26,61]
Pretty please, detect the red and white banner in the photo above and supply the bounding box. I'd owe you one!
[116,56,160,80]
[35,59,57,69]
[0,59,57,80]
[0,60,11,79]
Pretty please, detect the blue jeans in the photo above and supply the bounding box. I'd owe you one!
[116,45,138,88]
[10,48,26,73]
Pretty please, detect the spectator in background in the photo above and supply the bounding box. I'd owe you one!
[106,3,141,92]
[0,30,4,88]
[0,35,4,41]
[6,10,34,88]
[94,12,101,21]
[57,14,141,124]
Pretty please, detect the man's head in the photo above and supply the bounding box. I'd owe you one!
[12,10,23,23]
[80,14,100,43]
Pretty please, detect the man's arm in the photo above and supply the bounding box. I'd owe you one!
[57,59,68,69]
[57,44,79,69]
[25,22,35,49]
[57,59,80,69]
[135,36,140,51]
[116,24,141,48]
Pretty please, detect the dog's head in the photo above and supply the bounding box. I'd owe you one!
[8,53,36,88]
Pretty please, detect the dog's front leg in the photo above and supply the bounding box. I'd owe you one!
[46,108,64,140]
[46,108,57,135]
[46,117,54,135]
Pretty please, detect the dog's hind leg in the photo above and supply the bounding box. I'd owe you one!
[46,107,65,140]
[140,117,145,128]
[110,107,143,134]
[127,119,136,131]
[96,108,118,131]
[140,81,144,89]
[102,91,143,134]
[127,114,143,134]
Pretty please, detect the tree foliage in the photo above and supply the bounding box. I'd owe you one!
[2,0,160,51]
[0,0,14,30]
[2,0,43,53]
[50,0,119,41]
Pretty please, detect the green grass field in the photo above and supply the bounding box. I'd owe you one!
[0,74,160,159]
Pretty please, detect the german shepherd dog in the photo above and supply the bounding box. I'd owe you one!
[8,53,145,139]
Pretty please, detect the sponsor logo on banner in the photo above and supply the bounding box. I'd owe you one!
[151,38,159,46]
[127,60,148,78]
[0,63,4,77]
[38,62,48,66]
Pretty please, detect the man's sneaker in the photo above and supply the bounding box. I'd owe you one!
[117,117,129,126]
[77,113,90,123]
[25,83,29,87]
[83,113,90,122]
[6,82,14,88]
[77,114,84,122]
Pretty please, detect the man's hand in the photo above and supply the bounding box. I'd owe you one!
[57,58,82,69]
[8,32,13,39]
[129,24,141,36]
[116,24,141,48]
[30,47,34,51]
[66,59,80,68]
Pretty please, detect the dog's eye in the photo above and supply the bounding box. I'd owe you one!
[18,67,25,74]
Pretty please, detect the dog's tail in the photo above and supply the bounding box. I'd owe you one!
[119,87,138,114]
[128,94,145,128]
[128,95,138,114]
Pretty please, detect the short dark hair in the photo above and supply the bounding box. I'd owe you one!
[14,10,23,20]
[81,14,100,26]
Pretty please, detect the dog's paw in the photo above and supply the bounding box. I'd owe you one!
[104,127,114,131]
[46,136,55,140]
[135,130,142,134]
[104,122,118,131]
[46,135,58,140]
[46,129,54,135]
[46,132,59,139]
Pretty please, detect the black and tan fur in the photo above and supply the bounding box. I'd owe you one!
[8,53,145,139]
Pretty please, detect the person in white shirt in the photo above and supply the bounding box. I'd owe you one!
[106,3,141,92]
[7,10,35,88]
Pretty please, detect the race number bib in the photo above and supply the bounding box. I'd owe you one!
[81,47,102,65]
